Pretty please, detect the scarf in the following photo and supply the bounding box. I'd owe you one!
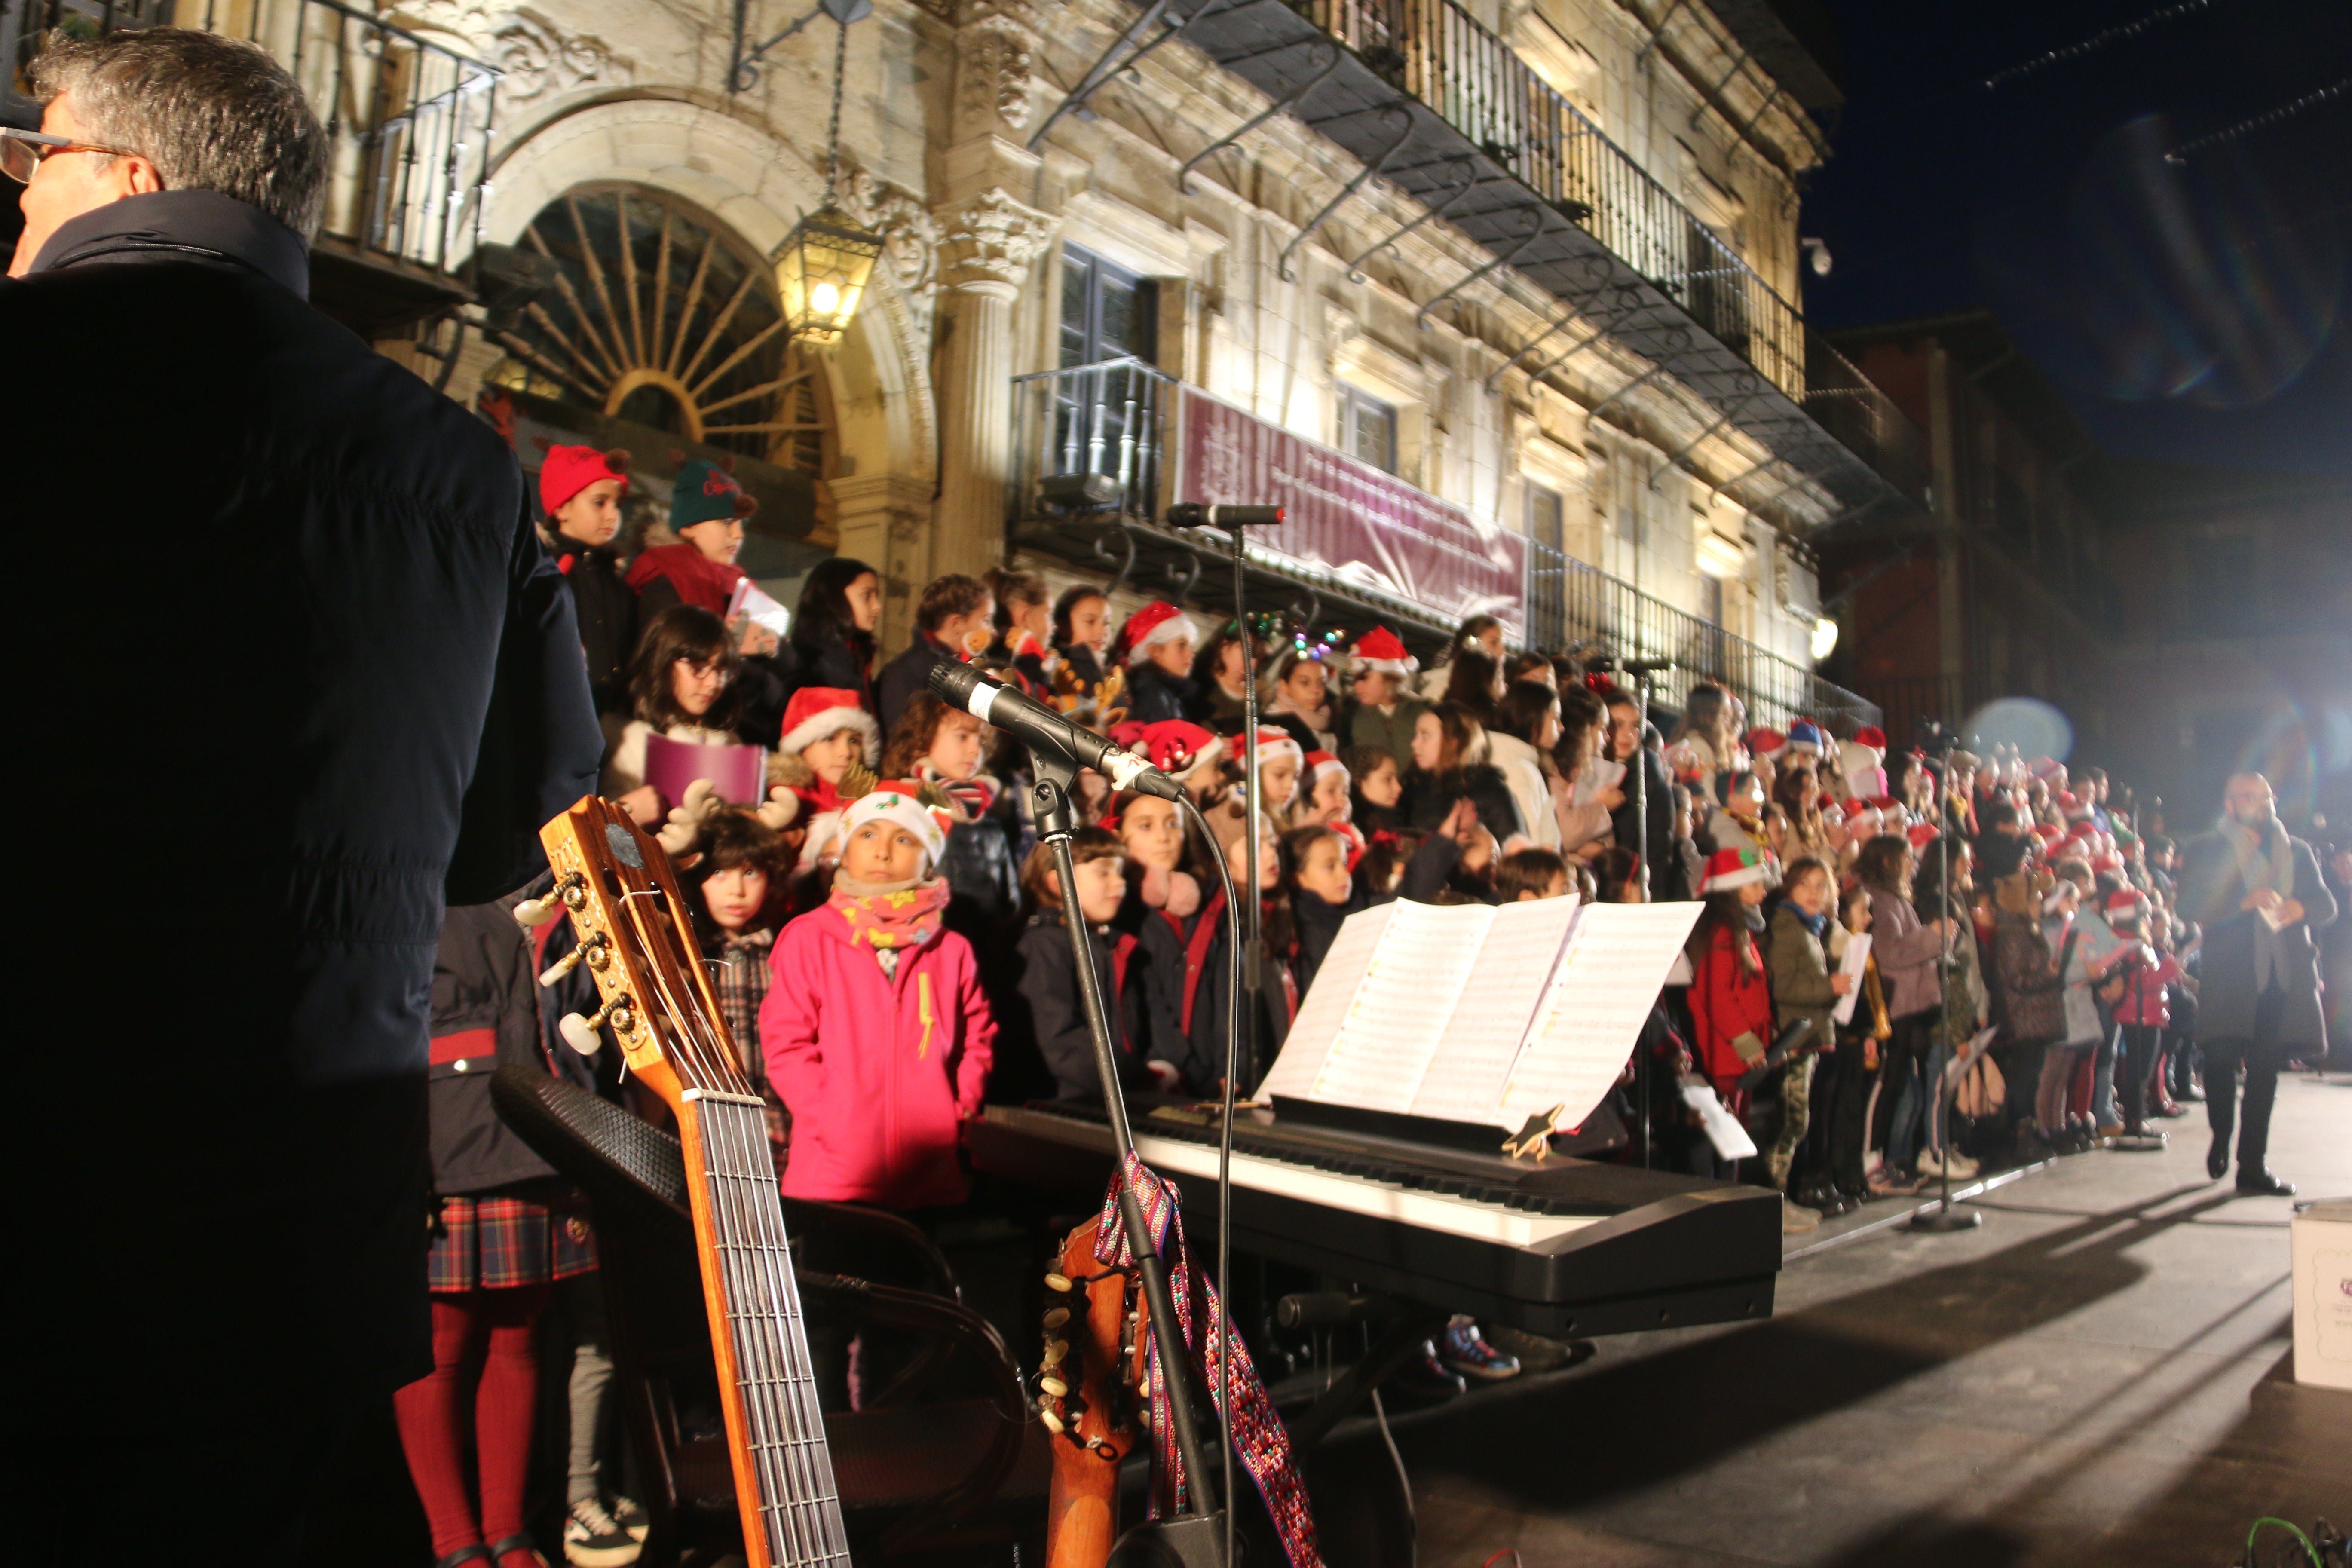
[625,541,747,616]
[1787,905,1827,940]
[827,876,951,973]
[921,762,998,820]
[1270,690,1331,735]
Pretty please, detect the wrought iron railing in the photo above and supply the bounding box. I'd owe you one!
[6,0,498,275]
[1524,538,1881,733]
[1295,0,1927,506]
[1014,357,1882,732]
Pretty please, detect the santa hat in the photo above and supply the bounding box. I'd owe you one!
[1304,750,1349,791]
[2090,851,2124,875]
[778,686,881,763]
[1117,600,1199,666]
[2105,888,2145,921]
[2059,791,2093,823]
[1907,821,1940,850]
[1350,625,1418,678]
[2028,756,2061,780]
[1785,719,1825,756]
[539,444,630,516]
[1745,726,1787,762]
[1850,725,1887,757]
[1234,730,1305,772]
[839,782,953,873]
[1134,720,1222,775]
[1700,847,1772,894]
[2031,822,2064,845]
[1333,819,1369,871]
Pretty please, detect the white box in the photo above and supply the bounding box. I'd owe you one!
[2291,1199,2352,1390]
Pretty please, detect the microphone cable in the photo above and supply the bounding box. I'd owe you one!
[1177,791,1243,1557]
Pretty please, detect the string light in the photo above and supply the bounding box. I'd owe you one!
[2164,76,2349,163]
[1983,0,2219,91]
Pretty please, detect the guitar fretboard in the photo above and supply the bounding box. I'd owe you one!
[691,1092,851,1568]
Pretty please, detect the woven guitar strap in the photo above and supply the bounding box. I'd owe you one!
[1093,1151,1323,1568]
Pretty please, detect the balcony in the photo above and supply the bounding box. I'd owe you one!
[6,0,497,333]
[1013,358,1881,732]
[1082,0,1925,521]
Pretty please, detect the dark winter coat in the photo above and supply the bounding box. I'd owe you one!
[9,191,603,1403]
[878,631,957,735]
[428,900,563,1194]
[549,539,638,714]
[1016,910,1188,1100]
[786,623,877,714]
[1402,763,1525,843]
[1125,659,1198,727]
[2177,824,2336,1049]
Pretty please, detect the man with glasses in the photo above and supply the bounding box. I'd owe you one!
[6,26,602,1562]
[2177,773,2336,1196]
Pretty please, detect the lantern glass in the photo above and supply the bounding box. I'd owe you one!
[774,205,885,345]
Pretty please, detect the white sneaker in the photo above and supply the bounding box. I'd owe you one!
[1782,1197,1821,1234]
[564,1497,643,1567]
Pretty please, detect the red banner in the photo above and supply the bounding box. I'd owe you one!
[1173,386,1525,637]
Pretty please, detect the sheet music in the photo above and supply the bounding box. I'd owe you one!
[1256,903,1397,1102]
[1681,1080,1758,1159]
[1407,896,1583,1124]
[1830,931,1872,1026]
[1574,757,1626,808]
[1302,902,1496,1113]
[1498,902,1706,1133]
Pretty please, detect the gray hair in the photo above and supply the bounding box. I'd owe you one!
[31,28,328,240]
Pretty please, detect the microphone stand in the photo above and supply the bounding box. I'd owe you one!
[1619,658,1652,1169]
[1911,728,1982,1234]
[1030,753,1228,1554]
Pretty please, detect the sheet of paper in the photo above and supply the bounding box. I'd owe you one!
[1497,901,1705,1133]
[1830,931,1873,1026]
[1289,902,1495,1114]
[1407,896,1582,1124]
[1681,1081,1758,1159]
[642,733,766,808]
[737,581,793,638]
[1256,904,1396,1102]
[1942,1024,2002,1088]
[1574,757,1627,808]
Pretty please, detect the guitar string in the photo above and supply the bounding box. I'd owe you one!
[623,851,843,1562]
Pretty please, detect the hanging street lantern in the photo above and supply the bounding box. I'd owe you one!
[775,204,885,346]
[772,0,883,346]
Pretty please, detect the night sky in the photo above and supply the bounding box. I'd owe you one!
[1797,0,2352,474]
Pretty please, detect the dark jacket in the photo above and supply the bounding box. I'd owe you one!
[9,192,603,1402]
[1015,910,1188,1100]
[2178,823,2337,1049]
[786,623,876,713]
[1403,763,1524,843]
[429,901,562,1194]
[549,539,638,715]
[1126,660,1198,727]
[878,631,956,735]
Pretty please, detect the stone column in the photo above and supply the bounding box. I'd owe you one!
[931,188,1057,583]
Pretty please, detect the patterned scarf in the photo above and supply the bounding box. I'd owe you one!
[827,875,951,971]
[1096,1152,1323,1568]
[921,762,998,821]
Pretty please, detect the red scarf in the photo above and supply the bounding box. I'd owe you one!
[625,542,747,615]
[827,877,952,962]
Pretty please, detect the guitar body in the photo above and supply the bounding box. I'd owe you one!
[540,796,849,1568]
[1041,1215,1145,1568]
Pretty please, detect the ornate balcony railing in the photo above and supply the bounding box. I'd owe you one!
[1014,357,1881,732]
[7,0,497,278]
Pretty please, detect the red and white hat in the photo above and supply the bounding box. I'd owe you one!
[539,443,631,516]
[1234,729,1305,770]
[1350,625,1418,678]
[1746,726,1788,762]
[1116,600,1200,666]
[1304,750,1349,791]
[839,781,953,873]
[2105,888,2145,920]
[1700,846,1772,893]
[2031,822,2064,845]
[1133,720,1223,775]
[2090,851,2124,875]
[1907,821,1941,850]
[779,686,880,762]
[2059,791,2093,823]
[1849,725,1888,758]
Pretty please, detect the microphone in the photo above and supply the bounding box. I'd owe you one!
[1165,502,1285,529]
[927,662,1185,802]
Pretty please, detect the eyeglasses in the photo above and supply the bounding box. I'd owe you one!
[0,126,142,184]
[673,655,733,682]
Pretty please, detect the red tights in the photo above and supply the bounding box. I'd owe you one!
[393,1285,548,1562]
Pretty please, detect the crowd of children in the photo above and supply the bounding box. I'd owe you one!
[411,444,2231,1566]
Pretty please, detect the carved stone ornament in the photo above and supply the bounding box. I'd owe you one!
[941,189,1057,291]
[391,1,632,101]
[959,26,1035,131]
[839,159,943,312]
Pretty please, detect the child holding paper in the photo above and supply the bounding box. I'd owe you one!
[1766,857,1854,1231]
[602,605,742,823]
[1826,881,1897,1202]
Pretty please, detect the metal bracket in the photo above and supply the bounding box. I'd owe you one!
[1028,0,1253,152]
[1279,103,1416,281]
[1519,285,1652,389]
[1344,155,1482,281]
[1585,357,1673,423]
[1481,262,1622,390]
[1091,520,1139,600]
[1177,39,1341,193]
[1632,0,1687,67]
[1651,407,1736,488]
[1708,450,1779,506]
[1415,202,1551,330]
[729,0,867,95]
[1160,550,1202,605]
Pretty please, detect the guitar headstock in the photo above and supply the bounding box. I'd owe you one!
[536,794,752,1111]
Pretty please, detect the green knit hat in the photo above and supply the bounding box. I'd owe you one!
[671,457,757,529]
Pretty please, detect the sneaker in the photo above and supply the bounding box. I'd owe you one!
[609,1498,647,1545]
[1482,1323,1583,1373]
[564,1498,642,1567]
[1441,1318,1522,1381]
[1385,1342,1467,1406]
[1782,1197,1821,1234]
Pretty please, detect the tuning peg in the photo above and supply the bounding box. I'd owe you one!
[513,897,560,929]
[538,934,606,989]
[558,991,629,1057]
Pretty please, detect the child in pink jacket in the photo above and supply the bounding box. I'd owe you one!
[761,783,995,1209]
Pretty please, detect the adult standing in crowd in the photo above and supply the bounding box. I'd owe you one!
[2177,773,2336,1195]
[6,27,603,1561]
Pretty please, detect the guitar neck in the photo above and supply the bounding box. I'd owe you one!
[677,1090,851,1568]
